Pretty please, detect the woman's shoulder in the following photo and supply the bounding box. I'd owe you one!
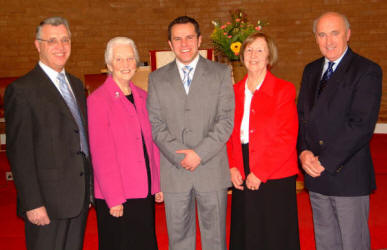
[87,80,111,103]
[131,83,147,97]
[269,73,295,92]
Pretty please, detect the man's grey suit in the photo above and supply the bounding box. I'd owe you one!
[147,56,234,250]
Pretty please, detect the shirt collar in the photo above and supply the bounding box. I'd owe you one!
[175,54,200,72]
[39,61,66,83]
[324,46,348,71]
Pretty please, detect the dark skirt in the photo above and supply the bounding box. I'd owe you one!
[95,196,158,250]
[229,144,300,250]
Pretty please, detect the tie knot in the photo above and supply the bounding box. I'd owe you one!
[327,61,334,70]
[57,72,66,83]
[183,65,193,74]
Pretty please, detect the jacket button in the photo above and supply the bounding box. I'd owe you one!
[74,129,79,134]
[80,172,84,176]
[319,140,324,145]
[250,130,254,133]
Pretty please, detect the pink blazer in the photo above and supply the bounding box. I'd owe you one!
[88,75,160,208]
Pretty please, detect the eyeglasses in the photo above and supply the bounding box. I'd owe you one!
[37,37,71,46]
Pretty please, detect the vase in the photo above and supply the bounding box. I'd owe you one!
[231,60,247,84]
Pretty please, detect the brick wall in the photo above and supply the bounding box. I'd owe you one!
[0,0,386,121]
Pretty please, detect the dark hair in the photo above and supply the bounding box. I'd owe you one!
[168,16,201,41]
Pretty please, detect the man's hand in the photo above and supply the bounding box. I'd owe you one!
[176,149,201,171]
[246,172,262,191]
[110,204,124,217]
[155,192,164,203]
[299,150,325,177]
[230,168,244,190]
[26,206,50,226]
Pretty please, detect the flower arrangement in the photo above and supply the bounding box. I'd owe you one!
[211,9,267,61]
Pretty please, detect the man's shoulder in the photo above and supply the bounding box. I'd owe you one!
[304,57,324,72]
[199,57,229,72]
[150,61,175,77]
[350,51,381,71]
[8,66,42,90]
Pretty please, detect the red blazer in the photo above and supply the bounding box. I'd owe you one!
[227,71,299,182]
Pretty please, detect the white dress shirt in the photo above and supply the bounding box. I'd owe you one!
[176,54,200,94]
[39,61,75,97]
[321,47,348,78]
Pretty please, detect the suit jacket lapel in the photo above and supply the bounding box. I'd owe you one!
[312,59,325,103]
[166,61,188,98]
[187,56,211,99]
[34,65,81,127]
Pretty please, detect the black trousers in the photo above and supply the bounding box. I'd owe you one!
[229,143,300,250]
[95,196,158,250]
[25,204,89,250]
[25,155,91,250]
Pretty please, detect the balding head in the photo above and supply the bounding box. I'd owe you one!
[314,12,351,61]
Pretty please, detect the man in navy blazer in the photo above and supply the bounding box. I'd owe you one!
[5,17,92,250]
[297,12,382,250]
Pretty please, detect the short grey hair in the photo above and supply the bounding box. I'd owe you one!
[36,17,71,40]
[313,12,350,34]
[105,37,140,67]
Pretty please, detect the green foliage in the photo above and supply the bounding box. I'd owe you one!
[211,9,267,61]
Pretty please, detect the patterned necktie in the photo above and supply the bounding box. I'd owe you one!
[318,61,335,97]
[57,73,89,156]
[182,65,193,90]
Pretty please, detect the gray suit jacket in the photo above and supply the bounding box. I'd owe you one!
[147,56,235,192]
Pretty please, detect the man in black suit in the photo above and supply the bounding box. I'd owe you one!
[297,12,382,250]
[4,17,93,250]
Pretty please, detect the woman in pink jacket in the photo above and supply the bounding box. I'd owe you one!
[88,37,162,250]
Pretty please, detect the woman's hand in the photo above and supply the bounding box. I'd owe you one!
[230,167,244,190]
[246,172,262,191]
[155,192,164,203]
[109,204,124,217]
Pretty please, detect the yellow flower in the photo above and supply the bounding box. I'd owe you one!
[230,42,242,55]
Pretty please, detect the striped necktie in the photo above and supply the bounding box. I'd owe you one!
[57,73,89,156]
[318,61,334,97]
[182,65,193,91]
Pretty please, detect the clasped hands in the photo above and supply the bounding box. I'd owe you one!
[299,150,325,177]
[230,168,261,191]
[176,149,201,171]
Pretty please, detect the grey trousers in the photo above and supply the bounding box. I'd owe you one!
[164,188,228,250]
[309,191,370,250]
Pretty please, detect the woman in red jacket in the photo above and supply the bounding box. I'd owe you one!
[227,33,300,250]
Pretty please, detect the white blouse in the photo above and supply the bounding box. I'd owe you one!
[240,78,264,144]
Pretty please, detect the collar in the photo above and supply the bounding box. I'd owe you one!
[104,75,139,100]
[175,54,200,73]
[323,46,348,72]
[39,61,66,84]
